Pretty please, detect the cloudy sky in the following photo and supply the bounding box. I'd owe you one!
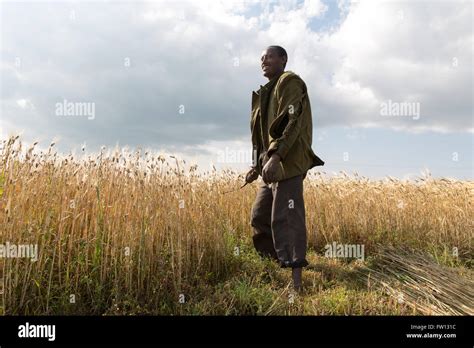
[1,0,473,179]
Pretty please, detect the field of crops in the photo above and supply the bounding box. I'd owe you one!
[1,136,472,315]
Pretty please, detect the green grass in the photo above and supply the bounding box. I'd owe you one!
[9,244,421,315]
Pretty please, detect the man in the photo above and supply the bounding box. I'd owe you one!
[246,45,324,292]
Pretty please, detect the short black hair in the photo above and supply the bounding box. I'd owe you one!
[267,45,288,67]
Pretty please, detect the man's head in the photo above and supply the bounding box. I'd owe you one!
[261,45,287,80]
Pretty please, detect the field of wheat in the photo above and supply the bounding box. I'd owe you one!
[0,135,472,315]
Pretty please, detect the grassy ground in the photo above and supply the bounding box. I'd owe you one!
[0,136,472,315]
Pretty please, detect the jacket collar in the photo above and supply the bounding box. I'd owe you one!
[254,71,284,95]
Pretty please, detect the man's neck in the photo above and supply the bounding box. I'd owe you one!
[266,70,284,82]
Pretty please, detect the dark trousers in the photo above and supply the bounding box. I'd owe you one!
[250,173,309,268]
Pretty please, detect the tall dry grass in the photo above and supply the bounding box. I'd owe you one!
[0,135,472,314]
[358,246,473,315]
[305,171,473,259]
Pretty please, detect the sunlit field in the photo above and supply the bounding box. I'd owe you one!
[1,136,472,315]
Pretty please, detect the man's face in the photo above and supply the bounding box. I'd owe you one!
[261,48,286,80]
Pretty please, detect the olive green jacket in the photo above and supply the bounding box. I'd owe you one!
[250,71,324,181]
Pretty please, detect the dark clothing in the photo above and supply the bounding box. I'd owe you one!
[250,71,324,181]
[250,173,309,268]
[249,71,324,268]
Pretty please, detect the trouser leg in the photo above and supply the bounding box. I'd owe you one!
[250,181,278,260]
[271,174,308,268]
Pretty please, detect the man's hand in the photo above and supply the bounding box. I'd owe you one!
[245,167,259,184]
[262,154,281,184]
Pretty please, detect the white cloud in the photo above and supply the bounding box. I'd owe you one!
[317,0,472,132]
[16,98,35,110]
[0,0,472,157]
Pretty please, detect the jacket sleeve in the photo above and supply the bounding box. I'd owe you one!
[267,77,306,160]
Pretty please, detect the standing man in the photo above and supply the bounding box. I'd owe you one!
[246,46,324,292]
